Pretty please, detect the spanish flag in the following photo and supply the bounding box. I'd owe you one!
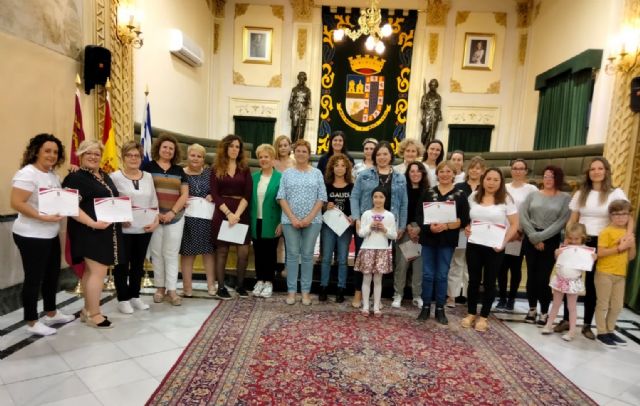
[100,91,119,173]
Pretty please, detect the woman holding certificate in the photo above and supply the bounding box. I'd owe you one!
[11,134,75,336]
[111,141,159,314]
[277,139,326,305]
[210,135,253,300]
[461,168,518,332]
[63,139,124,329]
[519,166,571,326]
[142,134,189,306]
[351,141,408,307]
[416,161,470,324]
[180,144,216,298]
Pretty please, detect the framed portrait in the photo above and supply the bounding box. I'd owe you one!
[462,33,495,70]
[242,26,272,64]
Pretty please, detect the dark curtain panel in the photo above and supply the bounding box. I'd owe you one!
[233,116,276,157]
[533,69,595,150]
[625,213,640,312]
[447,124,493,153]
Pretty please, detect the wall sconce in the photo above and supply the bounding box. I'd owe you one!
[116,3,143,49]
[605,25,640,75]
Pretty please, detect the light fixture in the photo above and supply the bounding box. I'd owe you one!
[605,25,640,75]
[333,0,392,55]
[116,2,144,49]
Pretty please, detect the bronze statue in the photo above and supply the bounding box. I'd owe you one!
[420,79,442,145]
[288,71,311,141]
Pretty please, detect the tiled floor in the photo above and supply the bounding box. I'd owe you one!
[1,285,639,406]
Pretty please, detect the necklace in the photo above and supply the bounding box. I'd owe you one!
[377,168,392,187]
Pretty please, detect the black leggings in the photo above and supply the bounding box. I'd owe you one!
[253,220,278,282]
[563,236,598,324]
[114,233,152,301]
[498,253,523,301]
[466,243,504,318]
[13,234,61,321]
[523,233,560,314]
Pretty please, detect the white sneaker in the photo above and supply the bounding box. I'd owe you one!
[412,297,424,308]
[260,282,273,298]
[252,281,265,296]
[42,311,75,325]
[391,295,402,308]
[27,321,57,336]
[117,300,134,314]
[130,298,149,310]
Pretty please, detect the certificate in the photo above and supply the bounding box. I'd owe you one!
[218,220,248,244]
[185,197,215,220]
[132,207,158,228]
[323,208,351,237]
[422,201,457,224]
[38,188,79,216]
[468,220,506,249]
[505,240,523,256]
[399,240,422,261]
[94,197,132,223]
[556,245,596,271]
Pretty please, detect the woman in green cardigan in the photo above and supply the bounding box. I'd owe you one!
[250,144,283,298]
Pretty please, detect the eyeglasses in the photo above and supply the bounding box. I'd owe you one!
[84,152,101,157]
[611,212,629,217]
[124,153,141,159]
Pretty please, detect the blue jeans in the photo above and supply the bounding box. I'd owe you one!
[282,223,322,293]
[320,224,353,289]
[421,245,455,308]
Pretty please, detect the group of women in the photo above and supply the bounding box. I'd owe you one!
[10,131,634,338]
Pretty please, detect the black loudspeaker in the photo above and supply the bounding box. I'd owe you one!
[83,45,112,94]
[631,77,640,113]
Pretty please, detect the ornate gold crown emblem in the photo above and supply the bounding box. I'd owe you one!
[348,55,386,75]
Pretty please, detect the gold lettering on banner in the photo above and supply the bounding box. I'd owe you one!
[233,71,246,85]
[518,33,527,65]
[297,28,307,59]
[320,95,333,120]
[336,103,392,131]
[317,133,330,154]
[426,0,451,26]
[494,12,507,27]
[398,29,414,53]
[321,63,335,89]
[429,33,439,64]
[395,99,408,124]
[450,79,462,92]
[487,81,501,94]
[268,74,282,87]
[272,5,284,20]
[455,11,470,26]
[322,25,335,48]
[397,67,410,93]
[235,3,248,18]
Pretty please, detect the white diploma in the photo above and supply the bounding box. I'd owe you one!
[218,220,248,244]
[422,201,457,224]
[399,240,422,261]
[468,220,507,249]
[457,230,467,249]
[505,240,523,256]
[38,188,79,216]
[94,197,133,223]
[185,197,215,220]
[131,207,158,228]
[556,245,596,272]
[322,208,351,237]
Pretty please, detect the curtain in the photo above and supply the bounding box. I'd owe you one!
[625,213,640,312]
[533,69,595,150]
[447,125,493,153]
[233,116,276,157]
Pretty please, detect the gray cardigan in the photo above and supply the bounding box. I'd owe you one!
[519,191,571,244]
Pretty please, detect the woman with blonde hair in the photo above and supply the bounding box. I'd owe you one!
[210,134,253,299]
[393,138,424,174]
[273,134,295,173]
[180,143,217,297]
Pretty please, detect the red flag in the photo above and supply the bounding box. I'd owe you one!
[70,90,85,166]
[101,92,119,173]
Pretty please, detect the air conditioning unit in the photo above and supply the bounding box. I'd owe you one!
[169,29,204,67]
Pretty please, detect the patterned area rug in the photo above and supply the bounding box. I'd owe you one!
[147,297,595,405]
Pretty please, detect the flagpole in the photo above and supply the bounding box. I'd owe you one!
[68,74,85,296]
[141,84,155,289]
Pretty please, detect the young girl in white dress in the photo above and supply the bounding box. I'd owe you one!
[541,223,592,341]
[354,187,398,316]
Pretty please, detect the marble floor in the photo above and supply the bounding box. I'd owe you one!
[1,284,639,406]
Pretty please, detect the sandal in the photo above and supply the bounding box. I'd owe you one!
[86,313,113,329]
[153,291,165,303]
[168,294,182,306]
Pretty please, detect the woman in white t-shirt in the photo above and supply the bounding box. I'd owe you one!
[461,168,519,332]
[497,159,539,312]
[10,134,75,336]
[557,157,632,340]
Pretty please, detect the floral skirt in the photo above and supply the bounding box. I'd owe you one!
[354,248,393,275]
[549,275,585,295]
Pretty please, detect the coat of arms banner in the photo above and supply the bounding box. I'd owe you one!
[317,6,418,154]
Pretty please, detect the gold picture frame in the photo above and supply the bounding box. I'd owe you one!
[462,33,495,70]
[242,26,273,64]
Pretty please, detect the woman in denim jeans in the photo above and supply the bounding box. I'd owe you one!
[277,139,327,305]
[350,141,408,305]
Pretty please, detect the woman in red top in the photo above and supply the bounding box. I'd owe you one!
[210,135,253,299]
